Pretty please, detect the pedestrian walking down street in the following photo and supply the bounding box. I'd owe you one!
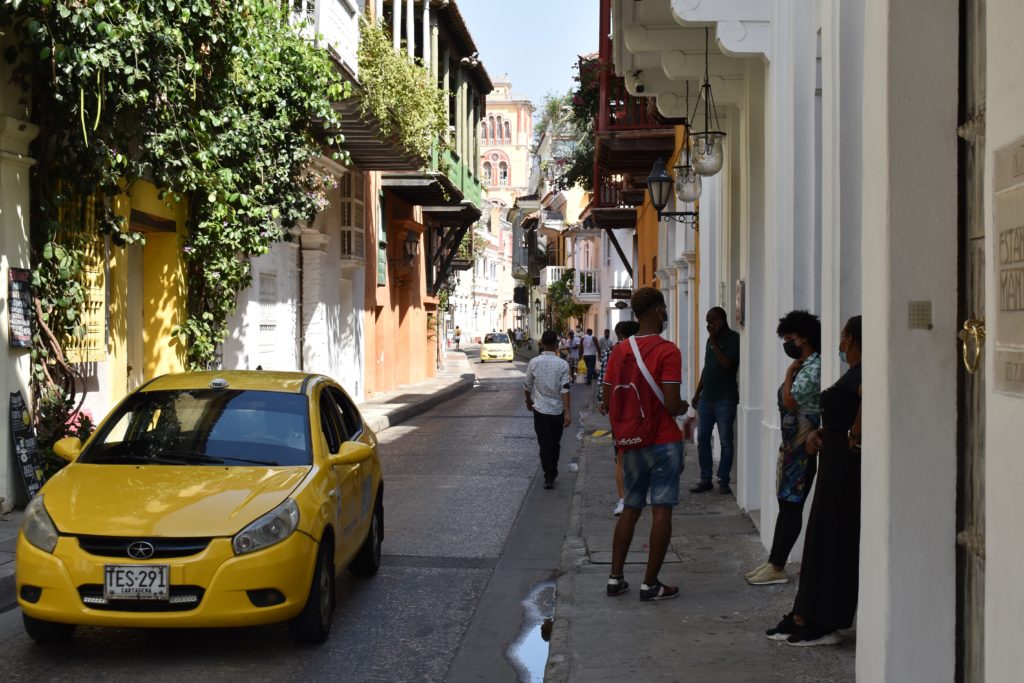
[600,288,688,601]
[582,328,599,385]
[599,320,640,517]
[598,328,613,357]
[564,330,581,382]
[524,330,572,489]
[747,311,822,586]
[691,307,740,495]
[454,326,462,350]
[766,316,862,647]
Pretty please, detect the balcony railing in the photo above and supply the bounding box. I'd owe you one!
[575,269,600,299]
[540,266,566,288]
[289,0,359,76]
[599,76,664,133]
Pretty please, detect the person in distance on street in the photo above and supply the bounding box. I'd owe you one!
[600,288,688,601]
[690,307,741,495]
[747,310,822,586]
[582,328,599,385]
[524,330,573,489]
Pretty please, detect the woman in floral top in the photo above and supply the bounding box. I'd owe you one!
[747,310,822,586]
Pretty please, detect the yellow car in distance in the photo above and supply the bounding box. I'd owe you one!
[16,371,383,645]
[480,332,514,363]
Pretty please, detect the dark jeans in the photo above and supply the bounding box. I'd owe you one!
[697,399,738,485]
[583,354,598,384]
[769,500,806,567]
[533,411,564,480]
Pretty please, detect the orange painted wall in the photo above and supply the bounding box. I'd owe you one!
[636,198,659,288]
[362,173,439,397]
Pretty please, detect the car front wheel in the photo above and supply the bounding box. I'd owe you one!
[349,494,383,577]
[289,541,335,644]
[23,614,76,643]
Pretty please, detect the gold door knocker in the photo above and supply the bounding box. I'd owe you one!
[959,319,986,374]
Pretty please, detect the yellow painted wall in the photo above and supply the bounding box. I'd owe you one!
[106,181,188,404]
[636,197,659,288]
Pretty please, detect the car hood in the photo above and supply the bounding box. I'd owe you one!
[43,465,310,537]
[482,343,512,351]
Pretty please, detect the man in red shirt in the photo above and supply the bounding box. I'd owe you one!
[600,287,689,601]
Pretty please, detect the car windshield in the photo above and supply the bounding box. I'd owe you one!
[485,333,509,344]
[78,389,312,467]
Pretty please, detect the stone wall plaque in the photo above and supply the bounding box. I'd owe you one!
[993,137,1024,396]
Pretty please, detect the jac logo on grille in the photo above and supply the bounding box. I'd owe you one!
[126,541,156,560]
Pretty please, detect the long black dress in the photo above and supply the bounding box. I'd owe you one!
[793,363,862,632]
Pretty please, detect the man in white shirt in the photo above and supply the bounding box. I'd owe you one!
[581,328,599,385]
[524,330,572,488]
[598,329,613,356]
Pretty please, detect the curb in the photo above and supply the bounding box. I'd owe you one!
[545,397,599,682]
[362,374,475,435]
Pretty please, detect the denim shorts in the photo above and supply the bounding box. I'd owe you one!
[622,441,684,509]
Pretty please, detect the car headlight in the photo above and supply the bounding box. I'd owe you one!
[22,495,58,554]
[232,499,300,556]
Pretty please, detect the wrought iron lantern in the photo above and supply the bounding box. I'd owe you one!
[690,28,726,177]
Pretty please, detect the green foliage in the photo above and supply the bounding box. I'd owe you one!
[547,269,590,334]
[2,0,347,441]
[358,16,448,163]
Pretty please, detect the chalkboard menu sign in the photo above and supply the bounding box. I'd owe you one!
[9,391,45,498]
[8,268,32,348]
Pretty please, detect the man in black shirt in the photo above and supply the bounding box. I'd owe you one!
[690,307,740,494]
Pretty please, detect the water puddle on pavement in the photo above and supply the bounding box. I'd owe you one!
[507,580,556,683]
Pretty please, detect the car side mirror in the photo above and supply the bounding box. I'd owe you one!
[329,441,373,467]
[53,436,83,463]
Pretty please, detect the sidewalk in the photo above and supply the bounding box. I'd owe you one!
[0,350,477,614]
[545,392,856,682]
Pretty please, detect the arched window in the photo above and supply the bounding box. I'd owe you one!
[489,117,496,143]
[495,116,503,143]
[504,121,512,144]
[498,162,509,186]
[480,121,488,142]
[483,162,492,184]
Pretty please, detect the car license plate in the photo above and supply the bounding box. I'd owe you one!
[104,565,170,600]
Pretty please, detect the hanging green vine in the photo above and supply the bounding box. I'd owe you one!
[1,0,348,445]
[357,14,448,164]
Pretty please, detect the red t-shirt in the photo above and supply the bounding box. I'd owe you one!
[603,334,683,446]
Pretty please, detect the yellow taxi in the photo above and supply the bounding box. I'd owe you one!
[16,371,383,645]
[479,332,514,363]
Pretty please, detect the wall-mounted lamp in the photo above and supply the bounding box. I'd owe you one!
[403,230,421,264]
[646,158,698,228]
[534,298,542,312]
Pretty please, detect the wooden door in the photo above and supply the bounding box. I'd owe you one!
[956,0,986,680]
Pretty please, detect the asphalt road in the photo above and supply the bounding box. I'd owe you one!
[0,351,580,682]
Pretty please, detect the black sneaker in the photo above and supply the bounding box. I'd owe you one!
[786,624,843,647]
[689,481,713,494]
[606,576,629,597]
[765,613,800,641]
[718,482,733,495]
[543,478,554,490]
[639,581,679,601]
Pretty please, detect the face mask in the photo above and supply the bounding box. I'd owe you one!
[839,350,848,364]
[783,340,802,359]
[660,309,669,332]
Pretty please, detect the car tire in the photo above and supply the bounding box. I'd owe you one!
[349,494,383,577]
[289,540,334,644]
[23,614,76,643]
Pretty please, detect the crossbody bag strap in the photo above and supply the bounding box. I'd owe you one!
[628,336,665,405]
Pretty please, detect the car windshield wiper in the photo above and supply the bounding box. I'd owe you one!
[218,456,281,466]
[86,454,207,466]
[167,451,281,467]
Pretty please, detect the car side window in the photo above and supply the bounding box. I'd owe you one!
[318,393,343,454]
[329,387,363,440]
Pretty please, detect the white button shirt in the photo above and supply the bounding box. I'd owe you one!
[524,352,571,416]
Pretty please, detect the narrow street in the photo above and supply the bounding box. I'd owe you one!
[0,352,578,683]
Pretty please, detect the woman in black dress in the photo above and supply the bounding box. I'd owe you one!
[765,315,862,647]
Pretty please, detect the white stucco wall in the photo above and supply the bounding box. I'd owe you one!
[983,0,1024,678]
[857,0,958,680]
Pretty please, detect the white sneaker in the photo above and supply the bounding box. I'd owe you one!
[613,499,624,516]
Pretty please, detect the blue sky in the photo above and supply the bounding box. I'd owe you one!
[457,0,599,109]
